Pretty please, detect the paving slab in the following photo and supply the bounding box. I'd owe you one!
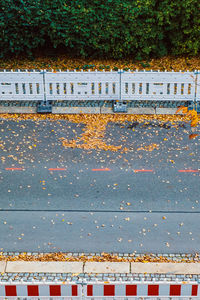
[100,107,156,114]
[6,261,83,273]
[0,262,6,273]
[131,263,200,274]
[84,262,129,273]
[52,107,100,114]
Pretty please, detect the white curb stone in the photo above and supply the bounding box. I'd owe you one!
[131,263,200,274]
[0,107,37,113]
[52,107,100,114]
[84,262,129,273]
[100,107,113,114]
[6,261,83,273]
[155,108,184,115]
[128,107,155,114]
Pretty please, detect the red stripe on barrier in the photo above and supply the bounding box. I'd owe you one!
[170,285,181,296]
[72,285,78,296]
[104,285,115,296]
[126,285,137,296]
[48,168,67,171]
[87,285,93,296]
[192,285,198,296]
[5,285,17,296]
[178,170,199,172]
[5,167,23,170]
[92,168,111,171]
[50,285,61,296]
[134,169,154,173]
[27,285,39,296]
[148,285,159,296]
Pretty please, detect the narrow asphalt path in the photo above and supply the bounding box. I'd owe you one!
[0,117,199,253]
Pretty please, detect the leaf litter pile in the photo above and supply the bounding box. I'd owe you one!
[1,55,200,72]
[0,252,200,263]
[0,113,199,153]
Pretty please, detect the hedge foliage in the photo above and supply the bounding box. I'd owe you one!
[1,0,200,59]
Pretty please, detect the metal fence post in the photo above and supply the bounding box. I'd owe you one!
[194,70,200,112]
[188,70,200,112]
[113,69,127,112]
[37,69,52,113]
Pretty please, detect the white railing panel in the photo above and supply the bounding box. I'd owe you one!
[45,71,120,101]
[121,71,195,101]
[0,71,44,101]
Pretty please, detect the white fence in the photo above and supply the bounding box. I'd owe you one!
[0,70,199,102]
[121,71,195,101]
[0,280,199,299]
[45,71,120,101]
[0,71,44,101]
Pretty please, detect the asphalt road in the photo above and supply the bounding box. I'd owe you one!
[0,117,200,253]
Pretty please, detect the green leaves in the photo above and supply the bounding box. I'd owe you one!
[0,0,200,59]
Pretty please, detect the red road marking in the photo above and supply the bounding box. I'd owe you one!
[92,168,111,171]
[134,169,154,173]
[178,170,199,173]
[5,168,23,170]
[48,168,67,171]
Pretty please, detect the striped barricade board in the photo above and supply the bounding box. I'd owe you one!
[84,282,199,298]
[0,282,81,299]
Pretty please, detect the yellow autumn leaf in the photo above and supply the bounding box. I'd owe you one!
[176,106,188,114]
[189,134,199,139]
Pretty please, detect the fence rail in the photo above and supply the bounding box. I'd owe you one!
[0,280,199,299]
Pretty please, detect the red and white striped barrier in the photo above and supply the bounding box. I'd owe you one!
[84,282,199,298]
[0,282,81,298]
[0,281,199,298]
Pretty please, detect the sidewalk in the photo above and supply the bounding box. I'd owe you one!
[0,260,200,283]
[1,261,200,275]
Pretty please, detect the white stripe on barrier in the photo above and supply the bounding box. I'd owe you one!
[39,284,50,296]
[115,284,125,296]
[181,284,192,296]
[16,284,27,296]
[0,285,5,297]
[61,284,72,296]
[159,284,170,296]
[93,283,103,296]
[137,284,147,296]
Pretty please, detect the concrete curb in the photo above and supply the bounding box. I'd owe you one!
[155,108,184,115]
[52,107,101,114]
[3,262,200,274]
[0,106,183,115]
[0,107,37,113]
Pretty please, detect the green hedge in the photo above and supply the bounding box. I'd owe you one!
[0,0,200,59]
